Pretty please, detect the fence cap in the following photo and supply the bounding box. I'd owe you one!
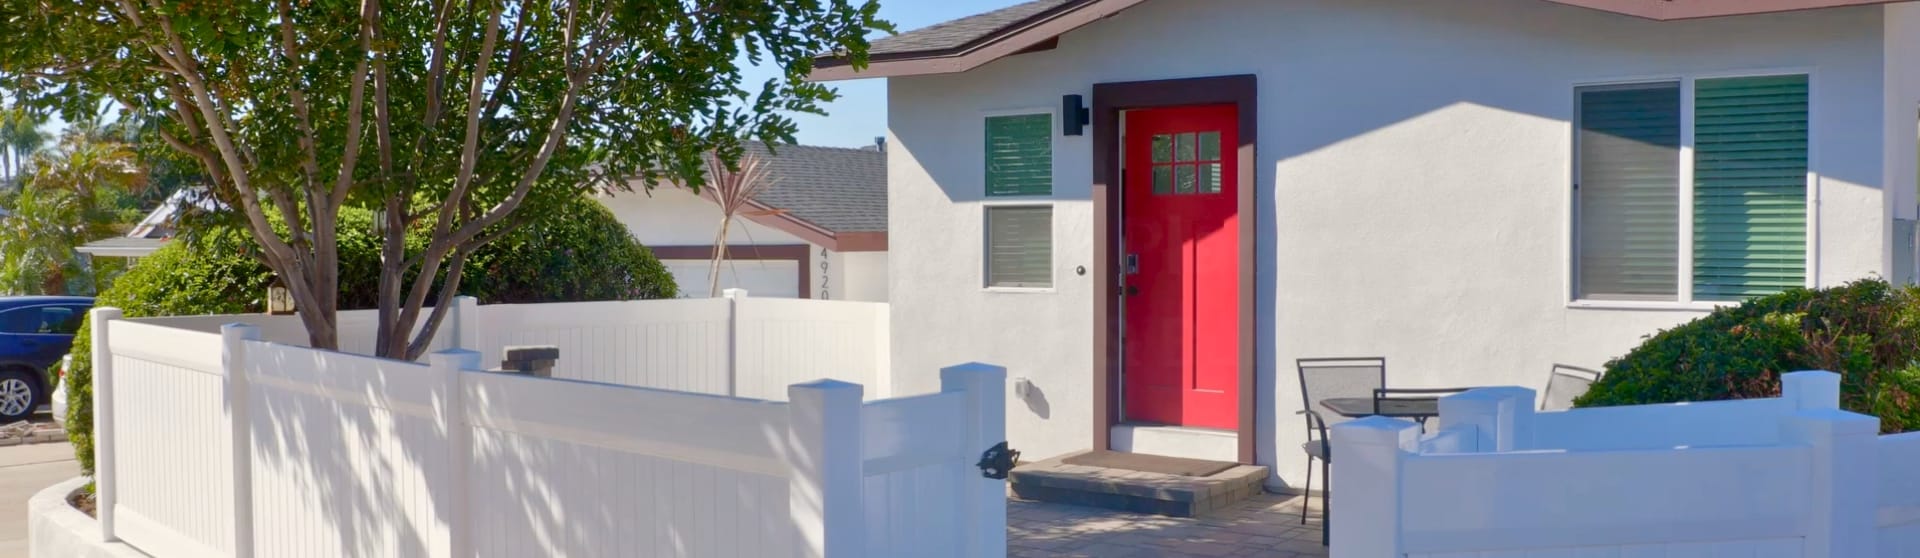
[1331,416,1422,448]
[940,362,1008,382]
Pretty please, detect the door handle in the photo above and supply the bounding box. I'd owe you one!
[1126,285,1139,296]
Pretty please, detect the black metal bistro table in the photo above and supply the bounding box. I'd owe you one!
[1318,397,1442,421]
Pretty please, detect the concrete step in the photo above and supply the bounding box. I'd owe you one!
[1009,450,1269,517]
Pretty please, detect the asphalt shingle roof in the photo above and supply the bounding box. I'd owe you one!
[740,142,887,234]
[868,0,1081,56]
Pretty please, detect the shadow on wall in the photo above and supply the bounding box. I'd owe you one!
[1019,379,1051,419]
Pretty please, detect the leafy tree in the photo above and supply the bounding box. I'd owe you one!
[0,1,885,360]
[0,129,146,295]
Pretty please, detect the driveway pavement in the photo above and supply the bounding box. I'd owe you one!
[0,441,77,558]
[1009,492,1330,557]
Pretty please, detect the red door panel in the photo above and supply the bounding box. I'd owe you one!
[1122,105,1240,430]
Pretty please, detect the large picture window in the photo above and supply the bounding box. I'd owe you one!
[1574,74,1809,303]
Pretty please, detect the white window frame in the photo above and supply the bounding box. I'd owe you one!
[982,202,1057,293]
[1566,67,1818,311]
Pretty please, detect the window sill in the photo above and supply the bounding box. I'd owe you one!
[1566,300,1727,312]
[984,286,1056,294]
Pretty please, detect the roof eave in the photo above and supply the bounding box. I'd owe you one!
[810,0,1148,82]
[1544,0,1905,20]
[812,0,1912,81]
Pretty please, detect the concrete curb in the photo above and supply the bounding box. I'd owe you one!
[28,476,150,558]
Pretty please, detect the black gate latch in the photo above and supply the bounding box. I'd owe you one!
[976,441,1019,480]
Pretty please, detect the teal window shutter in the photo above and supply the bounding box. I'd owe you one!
[985,114,1053,197]
[1576,83,1682,301]
[1693,75,1809,301]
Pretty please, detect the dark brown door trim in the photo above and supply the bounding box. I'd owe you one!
[1092,74,1258,464]
[650,244,813,299]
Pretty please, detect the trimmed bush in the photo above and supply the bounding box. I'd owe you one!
[65,196,675,475]
[1576,278,1920,433]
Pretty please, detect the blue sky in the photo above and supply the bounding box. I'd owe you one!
[754,0,1028,148]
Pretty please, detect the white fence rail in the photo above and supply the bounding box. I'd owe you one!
[144,291,891,399]
[1334,371,1900,558]
[91,306,997,558]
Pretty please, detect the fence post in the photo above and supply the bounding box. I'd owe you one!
[1783,406,1877,558]
[787,379,863,558]
[1782,370,1841,411]
[1330,416,1419,558]
[221,324,260,558]
[431,350,481,558]
[451,296,481,354]
[89,307,122,543]
[724,289,749,397]
[1435,387,1533,452]
[941,363,1007,558]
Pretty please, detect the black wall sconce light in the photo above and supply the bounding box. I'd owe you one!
[1062,94,1090,136]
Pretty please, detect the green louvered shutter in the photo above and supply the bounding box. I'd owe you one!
[1577,83,1682,301]
[985,114,1053,197]
[1693,75,1809,301]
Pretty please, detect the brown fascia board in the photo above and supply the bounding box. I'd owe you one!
[1544,0,1908,20]
[810,0,1148,82]
[686,185,887,253]
[811,0,1910,81]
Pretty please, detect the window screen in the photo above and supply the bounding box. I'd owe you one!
[986,206,1053,288]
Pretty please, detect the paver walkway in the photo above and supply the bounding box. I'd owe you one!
[1008,492,1330,557]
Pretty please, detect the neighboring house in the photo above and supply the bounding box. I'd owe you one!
[602,141,889,301]
[75,187,216,264]
[813,0,1920,490]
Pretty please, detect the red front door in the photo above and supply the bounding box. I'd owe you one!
[1122,105,1240,430]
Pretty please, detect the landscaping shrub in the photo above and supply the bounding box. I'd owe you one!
[65,196,675,475]
[1576,278,1920,433]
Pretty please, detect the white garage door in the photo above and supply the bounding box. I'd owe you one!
[662,259,801,298]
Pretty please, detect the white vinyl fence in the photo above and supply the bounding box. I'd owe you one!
[90,305,999,558]
[137,290,891,399]
[1333,371,1918,558]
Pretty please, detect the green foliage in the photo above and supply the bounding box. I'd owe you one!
[1,0,887,355]
[64,224,267,475]
[0,130,150,295]
[1577,278,1920,433]
[63,196,673,475]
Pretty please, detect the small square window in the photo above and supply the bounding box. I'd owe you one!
[1201,163,1222,194]
[1199,131,1220,161]
[1175,133,1196,162]
[1153,166,1173,195]
[986,206,1053,289]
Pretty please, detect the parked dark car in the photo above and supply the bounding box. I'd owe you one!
[0,296,92,422]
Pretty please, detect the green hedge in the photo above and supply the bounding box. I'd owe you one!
[65,196,675,475]
[1576,278,1920,433]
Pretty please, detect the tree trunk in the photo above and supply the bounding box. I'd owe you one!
[708,214,732,297]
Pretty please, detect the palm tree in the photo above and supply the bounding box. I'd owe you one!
[681,150,781,297]
[0,130,146,295]
[0,108,48,184]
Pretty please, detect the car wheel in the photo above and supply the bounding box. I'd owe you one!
[0,369,40,423]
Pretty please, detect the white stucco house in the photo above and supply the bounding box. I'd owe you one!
[812,0,1920,491]
[602,142,889,301]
